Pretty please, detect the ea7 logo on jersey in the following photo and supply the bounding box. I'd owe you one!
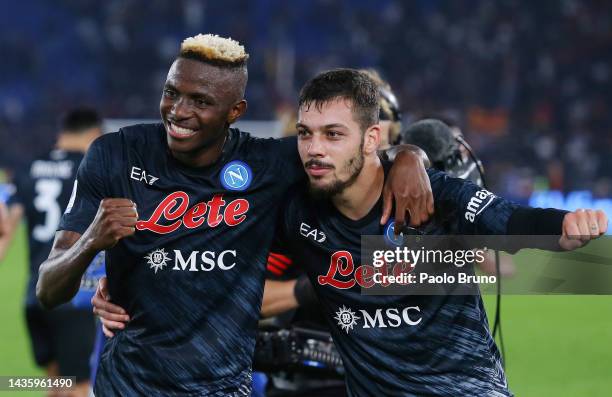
[464,189,495,223]
[334,306,422,334]
[144,248,237,273]
[131,166,159,186]
[300,222,326,243]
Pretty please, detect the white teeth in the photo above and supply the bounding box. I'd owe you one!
[170,123,197,136]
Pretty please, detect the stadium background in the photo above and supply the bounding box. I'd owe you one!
[0,1,611,396]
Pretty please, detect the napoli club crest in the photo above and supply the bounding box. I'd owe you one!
[221,160,252,191]
[384,220,405,246]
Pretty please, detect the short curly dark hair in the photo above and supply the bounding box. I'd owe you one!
[58,107,102,133]
[298,68,380,131]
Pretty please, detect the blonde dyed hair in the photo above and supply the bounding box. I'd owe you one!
[180,34,249,65]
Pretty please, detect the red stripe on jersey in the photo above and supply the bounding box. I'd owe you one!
[269,252,292,266]
[267,256,289,269]
[267,264,283,275]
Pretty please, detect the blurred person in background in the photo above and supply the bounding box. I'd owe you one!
[361,69,402,150]
[403,118,482,185]
[0,201,7,237]
[0,186,14,255]
[402,118,515,277]
[0,107,103,397]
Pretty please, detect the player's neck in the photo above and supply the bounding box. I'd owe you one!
[170,133,227,168]
[332,155,384,221]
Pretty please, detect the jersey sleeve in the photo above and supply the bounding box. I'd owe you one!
[428,169,519,235]
[266,194,302,280]
[266,202,296,279]
[266,245,295,279]
[58,136,109,234]
[256,136,305,186]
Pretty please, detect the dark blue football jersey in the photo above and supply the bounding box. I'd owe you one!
[274,168,520,397]
[58,124,303,396]
[9,150,86,307]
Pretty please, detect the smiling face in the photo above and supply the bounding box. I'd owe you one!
[159,57,246,165]
[297,98,372,198]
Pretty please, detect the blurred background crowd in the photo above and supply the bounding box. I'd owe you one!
[1,0,611,201]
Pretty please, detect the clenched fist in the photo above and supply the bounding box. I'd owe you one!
[84,198,138,251]
[559,209,608,251]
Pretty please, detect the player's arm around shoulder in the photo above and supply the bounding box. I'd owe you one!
[37,198,138,309]
[381,144,434,230]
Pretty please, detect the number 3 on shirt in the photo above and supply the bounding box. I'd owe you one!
[33,178,62,242]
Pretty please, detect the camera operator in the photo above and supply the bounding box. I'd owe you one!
[255,253,347,397]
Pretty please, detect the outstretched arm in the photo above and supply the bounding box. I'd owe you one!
[429,169,608,249]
